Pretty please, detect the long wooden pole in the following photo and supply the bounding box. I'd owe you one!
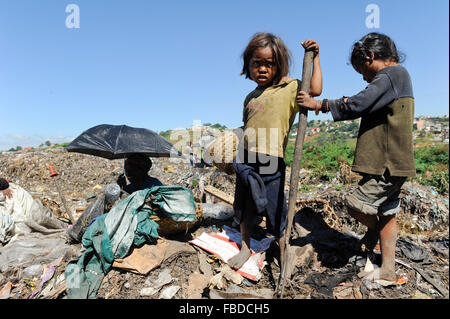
[278,48,314,298]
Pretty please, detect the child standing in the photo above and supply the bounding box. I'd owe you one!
[229,33,323,270]
[298,32,415,283]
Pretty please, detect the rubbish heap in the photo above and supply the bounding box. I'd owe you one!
[0,147,448,299]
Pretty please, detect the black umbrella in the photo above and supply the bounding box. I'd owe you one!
[66,124,182,159]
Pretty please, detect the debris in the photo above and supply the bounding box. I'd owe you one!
[198,203,234,220]
[333,284,363,299]
[220,264,243,285]
[411,290,431,299]
[209,284,273,299]
[112,239,167,275]
[141,268,174,297]
[411,265,448,298]
[140,287,158,297]
[374,275,408,287]
[37,272,66,299]
[204,185,234,205]
[22,264,44,279]
[0,232,76,272]
[198,253,213,277]
[0,282,13,299]
[190,225,274,281]
[67,183,121,243]
[185,272,210,299]
[397,237,431,262]
[65,189,160,299]
[304,272,354,298]
[29,257,63,299]
[159,285,180,299]
[209,272,227,290]
[0,148,448,300]
[0,183,67,243]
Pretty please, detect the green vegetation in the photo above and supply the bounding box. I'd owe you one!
[191,178,199,188]
[414,144,449,193]
[285,134,449,194]
[209,123,227,131]
[51,142,70,149]
[285,138,355,181]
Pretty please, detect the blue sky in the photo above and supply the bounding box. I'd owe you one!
[0,0,448,150]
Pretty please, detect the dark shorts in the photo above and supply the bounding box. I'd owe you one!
[344,170,406,216]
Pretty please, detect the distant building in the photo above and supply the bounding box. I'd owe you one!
[416,120,425,130]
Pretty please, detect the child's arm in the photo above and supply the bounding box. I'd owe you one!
[301,40,322,97]
[298,72,394,120]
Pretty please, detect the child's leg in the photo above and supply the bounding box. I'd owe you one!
[228,196,255,270]
[347,208,379,251]
[378,214,397,281]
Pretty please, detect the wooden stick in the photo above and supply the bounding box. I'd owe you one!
[278,49,314,298]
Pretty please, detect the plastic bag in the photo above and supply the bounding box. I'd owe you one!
[198,203,234,220]
[147,186,197,222]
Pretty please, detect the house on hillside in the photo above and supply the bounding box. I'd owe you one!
[415,119,425,131]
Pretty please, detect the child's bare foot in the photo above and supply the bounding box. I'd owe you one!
[228,246,251,270]
[379,264,396,282]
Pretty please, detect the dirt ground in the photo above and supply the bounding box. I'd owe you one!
[0,148,448,300]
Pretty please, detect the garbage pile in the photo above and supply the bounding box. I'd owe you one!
[0,148,448,300]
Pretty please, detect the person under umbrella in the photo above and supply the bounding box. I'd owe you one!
[117,153,163,194]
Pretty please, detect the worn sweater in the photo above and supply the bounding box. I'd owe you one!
[327,65,415,177]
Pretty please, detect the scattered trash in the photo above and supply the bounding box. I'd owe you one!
[198,253,213,277]
[333,283,363,299]
[305,272,354,298]
[185,272,210,299]
[0,232,77,273]
[0,148,448,299]
[29,257,63,299]
[0,183,66,243]
[159,285,180,299]
[112,239,166,275]
[198,203,234,220]
[0,282,13,299]
[209,284,273,299]
[22,264,44,279]
[190,225,274,281]
[145,269,174,292]
[397,237,430,262]
[411,290,431,299]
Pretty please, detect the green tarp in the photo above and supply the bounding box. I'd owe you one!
[65,186,196,299]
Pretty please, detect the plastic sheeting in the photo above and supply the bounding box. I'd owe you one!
[0,232,75,272]
[0,183,66,244]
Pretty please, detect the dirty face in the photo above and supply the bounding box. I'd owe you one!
[355,62,377,83]
[249,46,277,87]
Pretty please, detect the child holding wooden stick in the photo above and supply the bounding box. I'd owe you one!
[229,32,323,270]
[298,32,415,283]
